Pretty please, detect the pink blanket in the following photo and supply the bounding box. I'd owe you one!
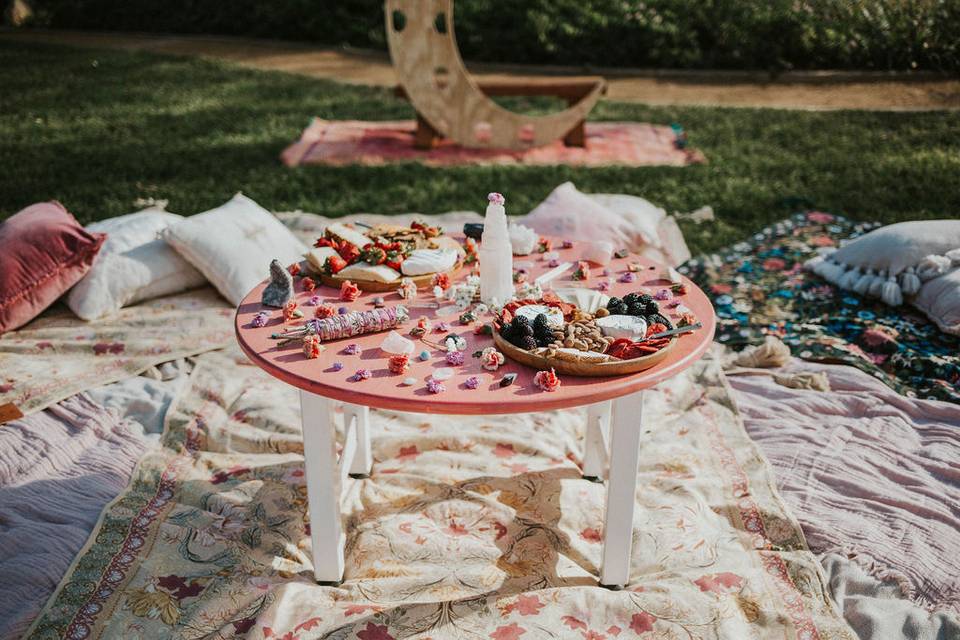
[728,360,960,615]
[0,394,151,639]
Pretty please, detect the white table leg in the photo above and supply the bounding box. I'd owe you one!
[600,390,645,589]
[299,390,345,584]
[583,400,611,481]
[343,403,373,477]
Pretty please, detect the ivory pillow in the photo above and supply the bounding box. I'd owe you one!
[161,194,307,305]
[520,182,663,251]
[67,208,207,320]
[805,220,960,306]
[913,266,960,336]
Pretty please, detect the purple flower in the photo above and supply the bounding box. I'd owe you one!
[445,350,465,365]
[343,343,360,355]
[426,378,446,394]
[331,361,344,371]
[306,295,322,306]
[464,376,480,389]
[350,368,372,382]
[251,311,269,328]
[618,272,636,284]
[654,288,671,300]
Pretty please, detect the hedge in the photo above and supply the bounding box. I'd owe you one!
[22,0,960,72]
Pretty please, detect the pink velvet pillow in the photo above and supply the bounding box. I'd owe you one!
[0,202,106,333]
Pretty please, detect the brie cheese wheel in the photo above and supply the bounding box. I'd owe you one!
[514,304,564,328]
[337,262,401,283]
[595,314,648,339]
[325,223,372,250]
[401,248,458,276]
[305,246,340,273]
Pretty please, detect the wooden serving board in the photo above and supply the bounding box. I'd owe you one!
[493,332,676,377]
[312,262,463,293]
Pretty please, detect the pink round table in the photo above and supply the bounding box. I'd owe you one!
[235,237,715,588]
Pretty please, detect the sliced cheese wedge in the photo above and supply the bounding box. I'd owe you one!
[326,223,371,250]
[337,262,401,283]
[595,314,648,339]
[305,247,340,273]
[401,248,458,276]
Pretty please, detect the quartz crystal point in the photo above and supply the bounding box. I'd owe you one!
[479,193,515,305]
[380,330,415,355]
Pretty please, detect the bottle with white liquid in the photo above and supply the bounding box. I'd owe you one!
[479,192,515,305]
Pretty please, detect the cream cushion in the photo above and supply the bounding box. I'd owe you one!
[161,194,307,305]
[520,182,664,251]
[67,208,206,320]
[913,267,960,336]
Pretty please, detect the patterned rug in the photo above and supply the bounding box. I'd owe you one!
[281,120,706,167]
[25,347,853,639]
[681,212,960,404]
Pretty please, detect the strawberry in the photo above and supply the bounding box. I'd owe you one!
[338,243,361,264]
[324,255,347,275]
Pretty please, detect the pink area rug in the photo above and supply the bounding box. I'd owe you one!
[281,119,706,167]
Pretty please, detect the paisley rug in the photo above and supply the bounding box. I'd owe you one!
[281,120,706,168]
[25,347,853,639]
[681,211,960,404]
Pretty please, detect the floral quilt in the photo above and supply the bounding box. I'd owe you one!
[25,347,854,639]
[0,287,234,416]
[681,212,960,404]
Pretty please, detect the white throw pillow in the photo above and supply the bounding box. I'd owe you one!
[913,266,960,336]
[519,182,663,251]
[161,194,307,305]
[805,220,960,306]
[67,208,207,320]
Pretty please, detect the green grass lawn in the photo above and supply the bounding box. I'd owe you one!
[1,41,958,254]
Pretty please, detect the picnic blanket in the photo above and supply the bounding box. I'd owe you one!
[682,211,960,404]
[23,346,854,639]
[281,120,705,168]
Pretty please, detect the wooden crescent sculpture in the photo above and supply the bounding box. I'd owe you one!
[385,0,605,150]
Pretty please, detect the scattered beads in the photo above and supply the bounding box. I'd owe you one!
[350,369,372,382]
[372,296,385,308]
[464,376,481,389]
[343,343,360,355]
[388,354,410,374]
[426,378,446,394]
[251,311,269,328]
[445,351,465,366]
[534,368,561,392]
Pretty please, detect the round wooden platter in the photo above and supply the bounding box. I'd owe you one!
[493,332,677,377]
[312,261,463,293]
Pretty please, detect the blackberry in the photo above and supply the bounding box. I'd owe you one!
[622,292,640,305]
[644,300,660,315]
[499,323,515,339]
[606,296,623,310]
[646,313,673,329]
[626,302,645,316]
[532,313,551,333]
[516,335,538,350]
[510,315,533,336]
[535,334,552,348]
[607,297,628,315]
